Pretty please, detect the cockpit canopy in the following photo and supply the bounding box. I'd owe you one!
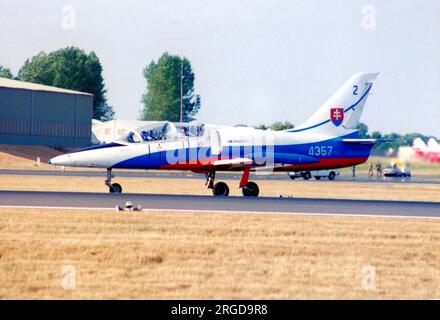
[121,121,206,143]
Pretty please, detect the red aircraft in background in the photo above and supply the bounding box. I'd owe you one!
[412,137,440,163]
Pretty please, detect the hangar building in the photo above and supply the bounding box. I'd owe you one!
[0,78,93,148]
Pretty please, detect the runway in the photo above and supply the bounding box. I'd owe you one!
[0,190,439,218]
[1,169,439,184]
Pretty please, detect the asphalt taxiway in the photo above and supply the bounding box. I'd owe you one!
[1,169,439,184]
[0,190,438,218]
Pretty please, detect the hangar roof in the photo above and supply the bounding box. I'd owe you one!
[0,77,93,96]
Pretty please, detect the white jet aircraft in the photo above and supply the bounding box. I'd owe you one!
[49,72,385,197]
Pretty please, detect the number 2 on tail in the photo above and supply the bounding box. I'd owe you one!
[353,85,358,95]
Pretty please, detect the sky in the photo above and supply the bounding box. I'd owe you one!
[1,0,439,136]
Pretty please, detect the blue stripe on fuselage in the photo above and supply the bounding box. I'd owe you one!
[70,142,125,153]
[112,132,373,169]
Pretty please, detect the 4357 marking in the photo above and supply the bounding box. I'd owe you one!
[308,145,333,156]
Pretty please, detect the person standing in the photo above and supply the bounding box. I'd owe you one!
[376,163,382,178]
[368,163,374,179]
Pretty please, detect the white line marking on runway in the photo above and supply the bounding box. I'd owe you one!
[0,205,439,220]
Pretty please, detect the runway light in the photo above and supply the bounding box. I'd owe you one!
[125,201,133,211]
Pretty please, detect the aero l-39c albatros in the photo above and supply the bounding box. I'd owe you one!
[49,72,385,197]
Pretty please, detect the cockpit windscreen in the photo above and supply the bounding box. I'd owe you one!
[122,122,205,143]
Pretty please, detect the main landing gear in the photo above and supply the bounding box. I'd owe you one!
[205,167,260,197]
[106,168,122,193]
[241,181,259,197]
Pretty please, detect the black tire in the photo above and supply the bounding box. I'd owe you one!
[289,175,296,180]
[328,171,336,181]
[315,176,321,181]
[242,181,259,197]
[109,183,122,193]
[303,172,312,180]
[213,182,229,196]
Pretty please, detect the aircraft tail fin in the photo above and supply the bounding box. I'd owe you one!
[428,138,440,151]
[413,137,428,152]
[289,72,378,136]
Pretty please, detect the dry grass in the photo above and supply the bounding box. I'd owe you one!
[0,174,439,202]
[0,208,439,299]
[0,145,62,170]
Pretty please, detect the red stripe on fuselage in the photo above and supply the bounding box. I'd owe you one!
[158,157,368,172]
[274,157,368,171]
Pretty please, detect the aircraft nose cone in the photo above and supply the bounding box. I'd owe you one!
[48,154,73,166]
[48,156,60,165]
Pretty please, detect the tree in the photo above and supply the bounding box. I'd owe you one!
[269,121,294,131]
[356,122,370,138]
[140,53,201,122]
[255,121,294,131]
[18,47,114,120]
[0,65,13,79]
[370,131,382,139]
[255,124,269,130]
[399,133,426,146]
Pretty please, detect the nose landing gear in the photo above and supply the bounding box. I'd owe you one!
[106,168,122,193]
[206,171,229,196]
[213,182,230,196]
[109,183,122,193]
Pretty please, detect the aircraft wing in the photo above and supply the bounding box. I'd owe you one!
[213,158,253,166]
[209,158,254,171]
[342,138,389,145]
[212,153,319,169]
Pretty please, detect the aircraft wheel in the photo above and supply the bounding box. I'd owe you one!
[242,181,259,197]
[213,182,229,196]
[315,176,321,181]
[303,172,312,180]
[109,183,122,193]
[328,172,336,181]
